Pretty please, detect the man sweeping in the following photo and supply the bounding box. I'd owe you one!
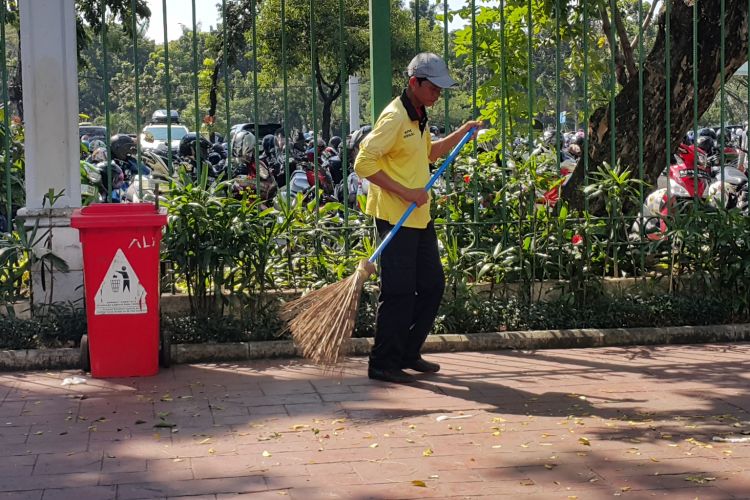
[354,52,481,384]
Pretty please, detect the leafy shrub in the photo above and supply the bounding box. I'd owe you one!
[161,315,247,344]
[161,298,287,344]
[0,305,86,349]
[433,292,738,335]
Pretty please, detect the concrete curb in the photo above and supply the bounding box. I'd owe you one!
[2,324,750,371]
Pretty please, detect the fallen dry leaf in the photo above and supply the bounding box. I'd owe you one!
[411,480,427,487]
[369,443,379,448]
[578,437,591,446]
[685,437,713,448]
[262,450,272,457]
[422,448,433,456]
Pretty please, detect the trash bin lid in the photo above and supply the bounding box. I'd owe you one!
[71,203,167,229]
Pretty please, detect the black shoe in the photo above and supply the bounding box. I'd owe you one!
[368,367,416,384]
[403,358,440,373]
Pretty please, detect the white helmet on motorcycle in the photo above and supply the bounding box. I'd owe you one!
[231,130,257,163]
[289,169,310,195]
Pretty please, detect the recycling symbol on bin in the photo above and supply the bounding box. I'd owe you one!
[94,249,147,315]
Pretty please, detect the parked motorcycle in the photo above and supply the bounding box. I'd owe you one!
[229,130,278,203]
[632,143,711,240]
[518,129,579,208]
[276,149,337,207]
[332,125,371,210]
[706,163,749,214]
[685,131,748,214]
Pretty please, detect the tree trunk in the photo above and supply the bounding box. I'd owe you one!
[321,96,334,143]
[562,0,749,212]
[10,36,22,120]
[315,60,342,143]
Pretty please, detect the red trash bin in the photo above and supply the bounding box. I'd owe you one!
[71,203,168,378]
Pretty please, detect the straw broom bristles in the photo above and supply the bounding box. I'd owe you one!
[281,259,376,366]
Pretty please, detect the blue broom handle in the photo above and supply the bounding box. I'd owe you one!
[368,127,477,264]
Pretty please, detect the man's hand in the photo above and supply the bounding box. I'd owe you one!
[401,187,429,207]
[460,120,484,141]
[366,170,429,207]
[429,120,485,161]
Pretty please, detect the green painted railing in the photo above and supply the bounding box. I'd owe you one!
[2,0,750,307]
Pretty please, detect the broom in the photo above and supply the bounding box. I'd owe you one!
[282,127,477,366]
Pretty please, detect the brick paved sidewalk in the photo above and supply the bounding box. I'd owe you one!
[1,343,749,500]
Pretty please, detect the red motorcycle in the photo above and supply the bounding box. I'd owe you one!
[632,143,710,240]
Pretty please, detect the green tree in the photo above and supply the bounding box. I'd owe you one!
[6,0,151,120]
[701,75,749,127]
[451,0,745,213]
[78,25,156,133]
[562,0,749,210]
[256,0,443,141]
[203,0,255,134]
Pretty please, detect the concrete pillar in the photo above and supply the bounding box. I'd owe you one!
[348,75,360,131]
[17,0,83,307]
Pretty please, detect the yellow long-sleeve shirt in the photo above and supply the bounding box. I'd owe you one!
[354,93,433,229]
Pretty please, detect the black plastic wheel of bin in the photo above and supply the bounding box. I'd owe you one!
[159,331,171,368]
[80,334,91,372]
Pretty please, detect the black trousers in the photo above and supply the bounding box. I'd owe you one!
[370,218,445,370]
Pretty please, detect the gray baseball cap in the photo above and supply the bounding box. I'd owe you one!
[407,52,458,89]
